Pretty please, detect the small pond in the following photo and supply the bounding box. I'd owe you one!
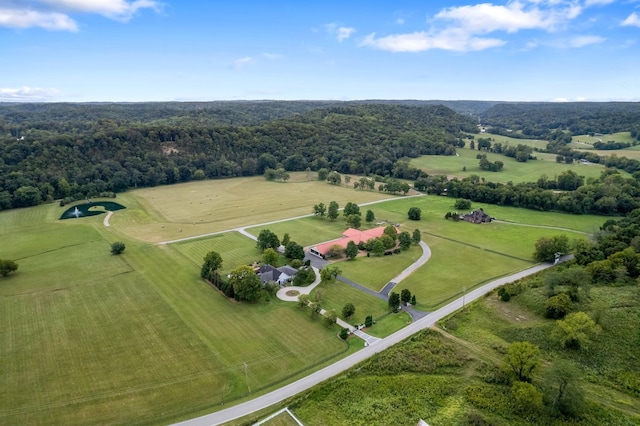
[60,201,126,220]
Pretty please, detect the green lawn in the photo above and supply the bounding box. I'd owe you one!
[310,280,388,326]
[246,216,350,248]
[172,231,261,274]
[366,311,413,338]
[337,245,422,291]
[410,146,621,184]
[402,235,533,310]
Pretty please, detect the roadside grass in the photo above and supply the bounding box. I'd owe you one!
[261,410,300,426]
[365,311,412,338]
[410,146,619,184]
[121,174,395,242]
[171,231,261,274]
[310,280,388,326]
[336,245,422,292]
[401,235,533,310]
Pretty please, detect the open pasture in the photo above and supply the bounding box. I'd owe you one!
[121,174,393,242]
[469,133,548,150]
[401,235,532,310]
[570,131,636,147]
[410,146,617,184]
[0,203,349,425]
[172,231,261,274]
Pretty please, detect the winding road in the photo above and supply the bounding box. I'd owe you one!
[175,257,568,426]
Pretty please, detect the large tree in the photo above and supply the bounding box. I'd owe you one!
[552,311,602,350]
[345,240,359,260]
[398,231,412,250]
[388,291,400,312]
[408,207,421,220]
[343,202,361,217]
[365,209,375,223]
[229,265,263,302]
[201,250,223,280]
[533,235,569,262]
[400,289,412,305]
[256,229,280,251]
[284,241,305,261]
[342,303,356,319]
[262,248,279,266]
[504,341,540,383]
[312,203,326,217]
[327,201,339,221]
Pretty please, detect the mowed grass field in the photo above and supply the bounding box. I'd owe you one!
[410,145,621,184]
[0,204,348,425]
[0,176,614,424]
[116,173,394,243]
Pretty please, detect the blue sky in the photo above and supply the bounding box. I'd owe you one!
[1,0,639,102]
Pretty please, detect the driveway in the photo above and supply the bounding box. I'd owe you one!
[174,260,563,426]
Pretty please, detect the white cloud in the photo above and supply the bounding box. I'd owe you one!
[262,52,283,60]
[0,8,78,31]
[361,1,586,53]
[584,0,615,6]
[553,97,570,102]
[233,57,255,69]
[0,86,62,101]
[396,17,405,25]
[568,34,605,47]
[435,1,585,33]
[38,0,161,21]
[361,29,506,52]
[621,12,640,27]
[0,0,160,31]
[325,23,356,42]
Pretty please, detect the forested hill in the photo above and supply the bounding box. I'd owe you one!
[481,102,640,138]
[0,102,477,210]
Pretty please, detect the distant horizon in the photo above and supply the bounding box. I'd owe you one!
[1,98,640,104]
[2,1,639,103]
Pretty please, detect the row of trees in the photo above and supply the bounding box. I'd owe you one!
[418,168,640,216]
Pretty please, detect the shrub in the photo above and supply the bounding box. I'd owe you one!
[339,328,349,340]
[110,242,126,255]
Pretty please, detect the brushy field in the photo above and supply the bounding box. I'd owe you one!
[278,280,640,426]
[410,146,620,184]
[0,204,349,425]
[117,174,394,242]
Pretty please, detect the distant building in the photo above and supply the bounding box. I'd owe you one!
[463,208,493,224]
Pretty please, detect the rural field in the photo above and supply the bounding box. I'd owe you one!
[0,174,613,425]
[410,142,624,184]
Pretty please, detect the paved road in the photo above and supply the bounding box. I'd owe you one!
[174,259,566,426]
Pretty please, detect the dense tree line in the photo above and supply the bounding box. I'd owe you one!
[0,103,476,210]
[481,102,640,139]
[419,168,640,215]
